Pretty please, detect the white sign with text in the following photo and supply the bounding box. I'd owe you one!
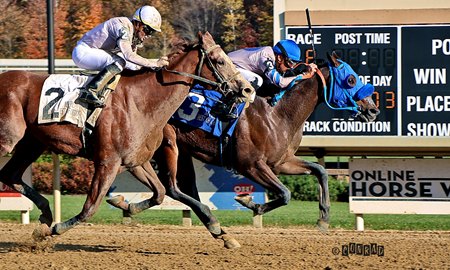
[349,158,450,214]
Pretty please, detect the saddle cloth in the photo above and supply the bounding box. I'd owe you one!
[38,74,90,127]
[171,84,245,137]
[38,74,119,128]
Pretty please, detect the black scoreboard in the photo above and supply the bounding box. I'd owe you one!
[286,25,450,137]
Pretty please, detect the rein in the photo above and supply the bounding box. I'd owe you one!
[163,44,240,96]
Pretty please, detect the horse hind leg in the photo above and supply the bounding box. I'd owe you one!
[275,157,330,231]
[235,160,292,216]
[0,100,27,157]
[127,162,166,215]
[0,135,51,227]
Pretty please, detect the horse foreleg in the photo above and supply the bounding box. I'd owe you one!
[167,155,240,249]
[156,126,240,248]
[276,157,330,231]
[236,160,291,216]
[51,159,121,235]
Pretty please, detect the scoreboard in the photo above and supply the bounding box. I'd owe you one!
[286,25,450,137]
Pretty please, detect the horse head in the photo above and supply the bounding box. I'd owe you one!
[199,32,255,103]
[322,52,380,122]
[164,32,254,104]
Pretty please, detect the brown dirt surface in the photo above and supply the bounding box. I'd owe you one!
[0,222,448,270]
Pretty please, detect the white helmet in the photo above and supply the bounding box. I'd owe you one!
[132,6,162,32]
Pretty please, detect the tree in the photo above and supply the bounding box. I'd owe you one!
[0,0,26,58]
[244,0,273,46]
[55,0,70,57]
[171,0,223,42]
[220,0,245,52]
[64,0,103,54]
[23,0,48,58]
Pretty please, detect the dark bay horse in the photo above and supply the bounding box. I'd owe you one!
[109,53,380,248]
[0,32,254,239]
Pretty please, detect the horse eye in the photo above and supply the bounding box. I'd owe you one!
[347,75,357,87]
[217,59,225,66]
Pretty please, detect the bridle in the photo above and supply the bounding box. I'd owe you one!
[163,44,241,97]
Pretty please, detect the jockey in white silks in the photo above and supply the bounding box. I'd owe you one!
[72,5,169,108]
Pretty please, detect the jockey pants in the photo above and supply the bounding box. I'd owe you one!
[72,42,140,71]
[236,68,263,90]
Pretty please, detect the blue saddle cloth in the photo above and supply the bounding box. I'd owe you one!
[171,84,245,137]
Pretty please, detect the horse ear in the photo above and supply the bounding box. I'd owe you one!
[200,31,216,48]
[327,51,340,67]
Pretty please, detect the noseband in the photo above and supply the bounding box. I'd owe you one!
[163,44,240,97]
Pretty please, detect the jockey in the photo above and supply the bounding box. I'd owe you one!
[228,39,318,91]
[72,5,169,108]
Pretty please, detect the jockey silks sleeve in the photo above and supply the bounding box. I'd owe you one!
[228,46,302,89]
[78,17,159,68]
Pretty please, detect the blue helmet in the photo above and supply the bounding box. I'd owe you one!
[273,40,302,62]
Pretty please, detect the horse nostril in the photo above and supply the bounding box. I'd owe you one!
[370,108,380,115]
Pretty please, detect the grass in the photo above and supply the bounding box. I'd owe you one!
[0,195,449,231]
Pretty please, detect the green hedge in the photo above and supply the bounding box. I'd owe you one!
[277,175,349,202]
[31,154,349,201]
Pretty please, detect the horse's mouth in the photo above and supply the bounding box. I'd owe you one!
[356,108,380,122]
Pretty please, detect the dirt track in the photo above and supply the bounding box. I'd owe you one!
[0,222,448,269]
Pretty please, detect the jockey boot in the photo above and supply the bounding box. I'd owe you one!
[79,62,123,108]
[211,100,238,120]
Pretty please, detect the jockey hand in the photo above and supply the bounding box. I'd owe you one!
[309,63,318,72]
[156,56,169,67]
[300,63,318,80]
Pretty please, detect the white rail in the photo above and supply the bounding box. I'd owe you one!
[0,59,81,73]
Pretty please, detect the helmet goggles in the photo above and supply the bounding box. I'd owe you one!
[275,43,300,68]
[142,24,155,36]
[138,8,156,36]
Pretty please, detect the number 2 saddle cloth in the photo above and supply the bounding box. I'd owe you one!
[37,74,119,128]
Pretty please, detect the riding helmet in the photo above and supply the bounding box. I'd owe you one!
[273,40,302,62]
[133,6,162,32]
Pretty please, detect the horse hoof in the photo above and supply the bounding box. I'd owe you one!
[106,195,125,207]
[207,222,222,236]
[222,235,241,249]
[234,194,252,205]
[317,219,329,233]
[32,224,52,242]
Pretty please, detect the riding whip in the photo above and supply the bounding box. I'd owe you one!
[305,8,316,63]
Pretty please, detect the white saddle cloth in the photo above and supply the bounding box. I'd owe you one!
[38,74,90,128]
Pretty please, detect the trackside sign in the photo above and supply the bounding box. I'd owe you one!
[349,158,450,214]
[0,157,33,211]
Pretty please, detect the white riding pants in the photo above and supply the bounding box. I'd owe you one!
[236,67,263,89]
[72,42,141,71]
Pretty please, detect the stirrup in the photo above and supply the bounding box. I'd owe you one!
[79,90,105,108]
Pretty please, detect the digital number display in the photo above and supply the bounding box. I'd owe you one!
[287,26,398,136]
[287,25,450,137]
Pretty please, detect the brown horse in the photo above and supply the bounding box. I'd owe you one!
[0,32,254,239]
[109,53,380,248]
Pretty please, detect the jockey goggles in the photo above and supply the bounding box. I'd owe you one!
[143,25,155,36]
[275,43,300,68]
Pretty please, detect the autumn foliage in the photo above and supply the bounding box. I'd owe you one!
[32,157,94,194]
[0,0,273,59]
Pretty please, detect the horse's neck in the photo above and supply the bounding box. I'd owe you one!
[272,79,320,136]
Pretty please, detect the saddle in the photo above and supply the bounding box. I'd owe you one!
[38,73,121,154]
